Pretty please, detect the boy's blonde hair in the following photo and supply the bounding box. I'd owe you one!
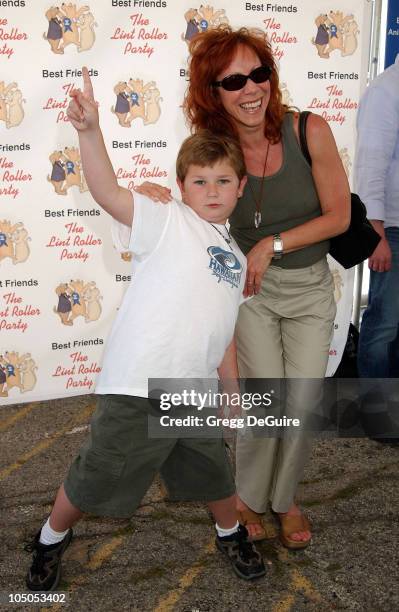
[176,130,246,182]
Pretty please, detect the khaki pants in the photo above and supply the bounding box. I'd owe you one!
[235,258,336,513]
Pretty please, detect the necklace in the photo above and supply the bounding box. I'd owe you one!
[210,223,233,251]
[248,140,270,229]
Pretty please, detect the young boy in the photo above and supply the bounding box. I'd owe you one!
[25,68,265,590]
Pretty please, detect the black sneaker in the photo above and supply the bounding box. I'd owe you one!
[216,524,266,580]
[25,529,73,591]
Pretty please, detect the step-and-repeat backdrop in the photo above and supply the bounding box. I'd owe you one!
[0,0,373,404]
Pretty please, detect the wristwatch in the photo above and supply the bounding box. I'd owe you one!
[272,233,283,259]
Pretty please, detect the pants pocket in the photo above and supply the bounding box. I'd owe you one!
[82,448,126,504]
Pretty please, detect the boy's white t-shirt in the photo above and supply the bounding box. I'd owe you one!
[95,192,247,398]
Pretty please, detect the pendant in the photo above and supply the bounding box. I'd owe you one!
[254,211,261,229]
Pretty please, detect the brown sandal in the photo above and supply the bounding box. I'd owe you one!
[237,509,277,542]
[278,513,312,550]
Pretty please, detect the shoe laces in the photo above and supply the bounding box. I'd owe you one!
[24,535,49,577]
[235,527,259,564]
[30,550,48,577]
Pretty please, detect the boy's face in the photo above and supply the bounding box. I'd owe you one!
[177,160,247,224]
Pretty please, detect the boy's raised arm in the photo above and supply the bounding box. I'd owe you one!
[67,67,133,227]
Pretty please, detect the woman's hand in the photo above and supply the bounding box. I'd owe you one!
[67,66,99,132]
[244,237,273,297]
[134,181,172,203]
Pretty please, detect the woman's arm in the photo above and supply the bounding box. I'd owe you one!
[134,181,172,203]
[67,67,133,226]
[245,113,350,296]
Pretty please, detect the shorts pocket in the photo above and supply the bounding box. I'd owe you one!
[82,448,126,504]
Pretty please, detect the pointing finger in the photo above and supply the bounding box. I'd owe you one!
[82,66,94,99]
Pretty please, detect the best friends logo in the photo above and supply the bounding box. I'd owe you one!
[207,247,242,288]
[312,11,359,59]
[111,79,162,128]
[44,4,97,54]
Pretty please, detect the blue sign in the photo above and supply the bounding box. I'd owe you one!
[385,0,399,68]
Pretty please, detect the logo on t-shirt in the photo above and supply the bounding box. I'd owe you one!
[207,246,242,288]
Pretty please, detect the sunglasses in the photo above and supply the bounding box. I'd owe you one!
[212,65,272,91]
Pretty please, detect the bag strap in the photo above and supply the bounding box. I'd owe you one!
[298,110,312,167]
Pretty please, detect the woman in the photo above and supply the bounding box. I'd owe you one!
[138,26,350,548]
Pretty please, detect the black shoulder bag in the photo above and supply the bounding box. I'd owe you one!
[298,110,381,269]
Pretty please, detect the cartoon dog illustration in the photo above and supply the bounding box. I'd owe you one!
[83,281,102,322]
[327,11,354,55]
[201,5,227,27]
[311,14,331,59]
[43,6,64,54]
[78,11,97,52]
[0,90,7,124]
[69,279,87,322]
[127,79,152,123]
[6,88,25,129]
[144,86,162,125]
[0,81,17,125]
[0,357,8,397]
[20,354,38,393]
[11,223,31,264]
[196,5,228,31]
[2,352,23,392]
[111,82,131,127]
[63,147,87,192]
[0,220,14,263]
[342,20,359,57]
[54,283,73,325]
[59,3,89,48]
[182,8,200,43]
[48,151,67,195]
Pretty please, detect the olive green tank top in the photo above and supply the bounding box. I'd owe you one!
[229,112,329,269]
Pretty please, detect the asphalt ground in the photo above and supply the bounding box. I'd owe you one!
[0,394,398,612]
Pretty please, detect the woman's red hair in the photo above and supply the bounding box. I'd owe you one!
[183,26,286,143]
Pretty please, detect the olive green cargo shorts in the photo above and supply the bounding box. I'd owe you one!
[64,394,235,518]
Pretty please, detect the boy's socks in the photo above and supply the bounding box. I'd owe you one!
[215,521,239,538]
[39,517,69,545]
